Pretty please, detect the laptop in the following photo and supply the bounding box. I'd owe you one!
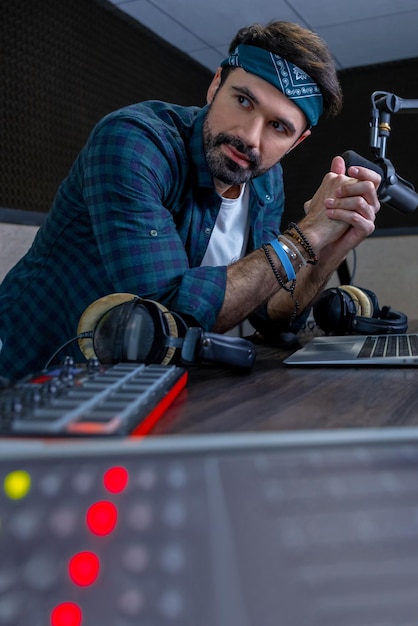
[284,332,418,366]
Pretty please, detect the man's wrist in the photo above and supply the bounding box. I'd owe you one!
[282,223,318,265]
[292,216,322,251]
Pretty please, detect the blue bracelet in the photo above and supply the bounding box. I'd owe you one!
[268,238,296,281]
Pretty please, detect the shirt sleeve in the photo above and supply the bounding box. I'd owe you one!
[81,111,226,330]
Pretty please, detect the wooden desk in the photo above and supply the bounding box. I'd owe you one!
[154,323,418,435]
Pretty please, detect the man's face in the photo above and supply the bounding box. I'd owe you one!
[203,67,310,188]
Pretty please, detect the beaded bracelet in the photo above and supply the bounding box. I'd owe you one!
[268,238,296,281]
[285,222,318,265]
[261,243,300,325]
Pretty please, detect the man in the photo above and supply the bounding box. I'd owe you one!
[0,20,380,383]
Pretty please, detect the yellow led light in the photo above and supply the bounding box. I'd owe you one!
[4,470,31,500]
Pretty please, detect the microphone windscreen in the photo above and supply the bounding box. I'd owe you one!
[342,150,384,179]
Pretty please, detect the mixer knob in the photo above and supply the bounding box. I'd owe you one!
[87,358,100,376]
[59,356,75,386]
[11,397,23,415]
[32,387,42,405]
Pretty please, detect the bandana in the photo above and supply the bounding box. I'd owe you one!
[220,44,324,127]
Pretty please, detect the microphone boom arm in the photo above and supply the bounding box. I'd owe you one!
[374,93,418,115]
[343,91,418,214]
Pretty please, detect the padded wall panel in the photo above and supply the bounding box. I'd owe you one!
[1,0,211,213]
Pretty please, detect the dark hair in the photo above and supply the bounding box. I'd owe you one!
[223,21,342,118]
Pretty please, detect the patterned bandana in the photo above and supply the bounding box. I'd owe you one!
[220,44,324,127]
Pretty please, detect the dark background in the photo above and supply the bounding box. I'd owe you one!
[1,0,417,234]
[1,0,212,217]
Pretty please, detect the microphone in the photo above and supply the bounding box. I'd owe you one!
[343,150,384,179]
[342,150,418,214]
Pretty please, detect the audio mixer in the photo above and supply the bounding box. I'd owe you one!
[0,359,187,436]
[2,430,418,625]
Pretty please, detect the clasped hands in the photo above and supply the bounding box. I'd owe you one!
[300,155,381,254]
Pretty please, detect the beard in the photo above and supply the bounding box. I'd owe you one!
[203,116,268,185]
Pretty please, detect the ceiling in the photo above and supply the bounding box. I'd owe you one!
[109,0,418,73]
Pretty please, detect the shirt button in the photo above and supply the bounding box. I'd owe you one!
[204,227,211,235]
[265,194,271,201]
[149,230,158,237]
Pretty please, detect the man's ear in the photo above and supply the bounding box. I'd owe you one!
[206,68,223,104]
[285,128,311,155]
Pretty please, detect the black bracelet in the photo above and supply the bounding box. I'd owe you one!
[262,243,300,326]
[286,222,318,265]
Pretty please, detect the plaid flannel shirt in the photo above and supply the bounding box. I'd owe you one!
[0,101,285,382]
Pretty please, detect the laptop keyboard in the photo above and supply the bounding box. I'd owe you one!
[358,334,418,359]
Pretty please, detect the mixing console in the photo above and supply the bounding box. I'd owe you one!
[2,432,418,625]
[0,359,187,436]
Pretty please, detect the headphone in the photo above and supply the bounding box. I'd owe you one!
[312,285,408,335]
[77,293,256,370]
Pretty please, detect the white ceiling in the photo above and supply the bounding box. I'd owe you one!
[109,0,418,73]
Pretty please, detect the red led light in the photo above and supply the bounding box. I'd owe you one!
[50,602,82,626]
[103,466,129,493]
[86,500,118,536]
[69,551,100,587]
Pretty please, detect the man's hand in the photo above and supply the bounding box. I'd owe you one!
[325,155,381,234]
[300,155,381,253]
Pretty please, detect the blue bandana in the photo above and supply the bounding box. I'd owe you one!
[220,44,324,127]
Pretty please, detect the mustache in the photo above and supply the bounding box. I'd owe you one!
[213,133,260,166]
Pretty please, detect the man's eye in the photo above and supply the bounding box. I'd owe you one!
[237,95,251,108]
[270,120,286,133]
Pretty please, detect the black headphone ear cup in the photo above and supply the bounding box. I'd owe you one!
[339,285,373,318]
[77,293,138,359]
[94,300,152,363]
[313,287,357,334]
[117,298,180,364]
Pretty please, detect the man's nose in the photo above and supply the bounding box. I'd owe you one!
[237,116,263,151]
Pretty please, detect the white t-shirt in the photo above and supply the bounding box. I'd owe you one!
[200,184,250,267]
